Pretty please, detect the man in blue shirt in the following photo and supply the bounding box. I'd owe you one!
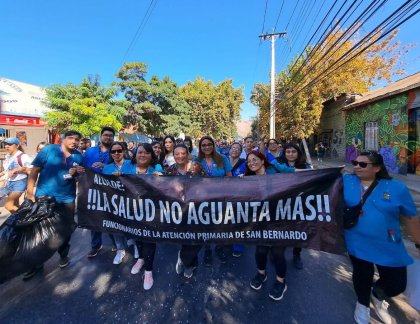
[82,127,115,258]
[23,130,84,279]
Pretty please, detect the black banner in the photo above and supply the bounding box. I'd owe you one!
[77,168,345,254]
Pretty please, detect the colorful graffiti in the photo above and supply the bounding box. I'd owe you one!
[345,94,412,174]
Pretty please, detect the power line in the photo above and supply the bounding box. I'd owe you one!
[121,0,158,64]
[274,0,285,31]
[261,0,269,34]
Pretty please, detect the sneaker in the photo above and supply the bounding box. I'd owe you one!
[250,272,267,290]
[232,250,242,257]
[371,293,391,324]
[184,266,197,279]
[175,251,185,275]
[268,280,287,301]
[87,245,102,258]
[204,248,212,267]
[113,250,126,265]
[131,259,144,274]
[216,247,227,264]
[133,244,139,259]
[293,254,303,270]
[59,256,70,268]
[143,271,154,290]
[354,302,370,324]
[22,265,43,280]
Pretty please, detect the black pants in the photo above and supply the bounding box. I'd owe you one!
[293,247,301,256]
[350,255,407,307]
[56,202,76,258]
[180,245,202,267]
[135,241,156,271]
[255,245,287,278]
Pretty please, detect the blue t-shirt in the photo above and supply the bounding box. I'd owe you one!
[195,155,232,177]
[266,150,283,162]
[102,160,134,175]
[124,163,163,175]
[83,145,110,173]
[343,174,417,266]
[32,144,83,203]
[231,158,246,177]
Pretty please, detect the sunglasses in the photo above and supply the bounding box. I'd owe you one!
[110,149,123,154]
[351,160,374,168]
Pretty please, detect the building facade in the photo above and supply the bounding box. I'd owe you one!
[0,77,48,156]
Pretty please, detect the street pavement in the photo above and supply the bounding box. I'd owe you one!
[0,161,419,323]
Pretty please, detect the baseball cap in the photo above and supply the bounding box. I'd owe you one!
[3,137,20,145]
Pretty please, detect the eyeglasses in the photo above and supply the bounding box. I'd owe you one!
[351,160,374,168]
[102,134,114,138]
[247,158,261,164]
[201,143,214,148]
[110,149,123,154]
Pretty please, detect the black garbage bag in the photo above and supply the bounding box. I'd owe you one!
[0,196,75,284]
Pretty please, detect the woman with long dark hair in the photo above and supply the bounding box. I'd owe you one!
[125,143,162,290]
[344,151,420,324]
[162,135,176,168]
[277,142,312,269]
[229,142,246,257]
[196,136,232,265]
[245,151,291,301]
[152,140,165,165]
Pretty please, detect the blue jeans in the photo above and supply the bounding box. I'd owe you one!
[91,231,116,249]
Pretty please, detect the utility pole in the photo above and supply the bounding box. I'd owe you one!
[259,32,286,139]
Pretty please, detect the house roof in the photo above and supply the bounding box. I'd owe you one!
[343,72,420,110]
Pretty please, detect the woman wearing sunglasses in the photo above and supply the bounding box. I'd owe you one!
[276,142,312,270]
[245,151,293,301]
[124,143,163,290]
[103,142,133,265]
[196,136,232,265]
[345,151,420,324]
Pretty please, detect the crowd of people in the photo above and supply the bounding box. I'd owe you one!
[1,127,419,324]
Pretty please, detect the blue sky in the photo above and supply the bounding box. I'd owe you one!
[2,1,419,119]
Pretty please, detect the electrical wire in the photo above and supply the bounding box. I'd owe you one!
[121,0,158,64]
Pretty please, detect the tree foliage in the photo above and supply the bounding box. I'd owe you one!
[114,62,196,137]
[251,28,410,139]
[179,78,244,139]
[45,76,125,136]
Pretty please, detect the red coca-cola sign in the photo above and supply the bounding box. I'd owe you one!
[0,114,46,127]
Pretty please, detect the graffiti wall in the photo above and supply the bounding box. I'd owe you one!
[345,94,410,175]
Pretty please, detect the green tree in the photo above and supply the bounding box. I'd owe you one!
[45,76,125,136]
[180,78,244,139]
[114,62,195,137]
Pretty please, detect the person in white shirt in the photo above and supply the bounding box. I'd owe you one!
[0,137,33,212]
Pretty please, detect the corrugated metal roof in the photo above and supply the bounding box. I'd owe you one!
[343,72,420,110]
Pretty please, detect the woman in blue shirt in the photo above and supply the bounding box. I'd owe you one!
[195,136,232,265]
[102,142,133,266]
[126,143,162,290]
[345,151,420,324]
[276,142,312,270]
[246,151,289,301]
[229,142,246,257]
